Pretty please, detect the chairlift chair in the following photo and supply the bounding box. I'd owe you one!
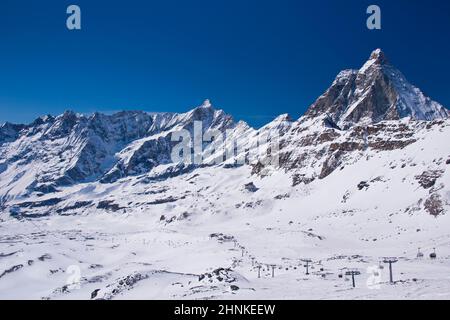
[430,248,437,259]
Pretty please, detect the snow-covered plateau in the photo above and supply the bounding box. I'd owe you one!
[1,50,449,300]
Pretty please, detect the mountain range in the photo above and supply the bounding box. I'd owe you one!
[1,49,449,300]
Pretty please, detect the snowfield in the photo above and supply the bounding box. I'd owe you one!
[1,135,450,299]
[1,49,449,300]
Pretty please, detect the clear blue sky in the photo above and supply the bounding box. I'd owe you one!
[0,0,449,127]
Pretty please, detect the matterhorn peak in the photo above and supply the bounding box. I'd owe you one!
[305,49,449,126]
[358,48,389,74]
[200,99,212,108]
[369,48,388,65]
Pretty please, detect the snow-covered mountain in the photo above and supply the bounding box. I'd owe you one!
[1,50,449,300]
[305,49,449,129]
[0,99,241,199]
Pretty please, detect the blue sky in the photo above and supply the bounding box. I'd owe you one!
[0,0,449,127]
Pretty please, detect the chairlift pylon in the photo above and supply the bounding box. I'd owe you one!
[417,247,424,259]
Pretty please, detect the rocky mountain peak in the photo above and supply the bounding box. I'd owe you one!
[177,99,236,132]
[357,49,389,76]
[304,49,449,128]
[200,99,212,109]
[369,48,388,65]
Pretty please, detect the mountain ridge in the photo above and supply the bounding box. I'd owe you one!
[0,49,449,215]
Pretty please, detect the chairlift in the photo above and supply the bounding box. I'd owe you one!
[430,248,437,259]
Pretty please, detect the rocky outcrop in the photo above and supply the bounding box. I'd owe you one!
[424,194,444,216]
[415,170,444,189]
[244,182,259,192]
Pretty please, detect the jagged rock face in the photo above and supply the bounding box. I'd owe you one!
[304,49,449,129]
[0,100,242,195]
[100,101,240,183]
[274,116,446,186]
[0,122,26,145]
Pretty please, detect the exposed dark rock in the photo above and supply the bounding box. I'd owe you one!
[177,211,191,220]
[244,200,263,208]
[357,181,370,190]
[329,142,363,152]
[56,201,93,214]
[199,268,237,284]
[32,184,59,194]
[319,151,344,179]
[0,264,24,279]
[186,174,200,181]
[251,161,265,175]
[91,289,100,299]
[223,162,244,169]
[38,254,52,261]
[0,251,19,258]
[165,216,176,224]
[97,200,124,212]
[100,272,150,299]
[424,194,444,217]
[16,198,62,209]
[415,170,444,189]
[244,182,259,192]
[9,207,51,219]
[209,233,234,243]
[369,140,416,151]
[147,196,183,205]
[292,174,315,186]
[138,163,197,184]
